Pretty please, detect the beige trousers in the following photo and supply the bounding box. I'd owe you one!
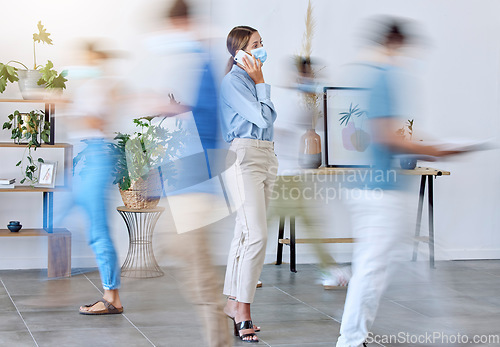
[223,138,278,303]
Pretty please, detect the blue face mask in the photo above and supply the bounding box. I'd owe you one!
[251,47,267,63]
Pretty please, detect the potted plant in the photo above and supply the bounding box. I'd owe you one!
[110,116,185,209]
[296,0,324,169]
[0,21,67,99]
[2,110,50,185]
[397,119,418,169]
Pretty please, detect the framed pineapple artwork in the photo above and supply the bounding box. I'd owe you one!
[323,87,372,167]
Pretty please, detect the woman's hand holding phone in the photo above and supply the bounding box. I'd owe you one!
[236,50,265,85]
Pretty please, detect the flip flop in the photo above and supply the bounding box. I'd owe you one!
[79,299,124,315]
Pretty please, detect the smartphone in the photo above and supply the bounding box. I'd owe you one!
[234,50,254,66]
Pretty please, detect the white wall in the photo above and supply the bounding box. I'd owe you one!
[0,0,499,270]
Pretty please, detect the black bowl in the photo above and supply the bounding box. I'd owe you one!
[7,224,22,232]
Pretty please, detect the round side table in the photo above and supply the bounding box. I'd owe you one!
[117,206,165,278]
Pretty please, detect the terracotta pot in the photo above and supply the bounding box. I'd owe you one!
[298,129,322,168]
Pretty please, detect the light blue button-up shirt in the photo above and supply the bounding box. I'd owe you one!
[219,64,277,142]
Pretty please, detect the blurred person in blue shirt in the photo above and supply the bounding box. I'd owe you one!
[61,41,124,315]
[136,0,230,346]
[336,17,464,347]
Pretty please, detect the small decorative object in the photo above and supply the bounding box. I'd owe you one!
[324,87,371,167]
[2,110,51,185]
[397,119,417,170]
[7,221,22,232]
[36,161,57,188]
[295,0,323,168]
[0,21,67,98]
[299,129,322,168]
[400,157,417,170]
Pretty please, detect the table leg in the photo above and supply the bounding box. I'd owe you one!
[290,216,297,273]
[412,176,426,261]
[276,215,285,265]
[428,176,435,269]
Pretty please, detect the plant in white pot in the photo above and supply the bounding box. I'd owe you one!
[396,119,419,169]
[0,21,67,99]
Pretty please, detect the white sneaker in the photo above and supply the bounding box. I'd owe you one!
[321,265,351,289]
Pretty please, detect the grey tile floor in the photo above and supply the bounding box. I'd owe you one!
[1,260,500,346]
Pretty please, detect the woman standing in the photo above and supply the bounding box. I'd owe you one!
[220,26,278,343]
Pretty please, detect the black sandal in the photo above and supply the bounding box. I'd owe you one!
[226,297,260,332]
[235,320,259,343]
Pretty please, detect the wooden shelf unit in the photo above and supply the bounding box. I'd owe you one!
[0,142,73,190]
[0,99,72,277]
[0,99,66,103]
[0,228,71,278]
[0,228,69,237]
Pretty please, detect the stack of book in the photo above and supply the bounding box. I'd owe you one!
[0,178,16,189]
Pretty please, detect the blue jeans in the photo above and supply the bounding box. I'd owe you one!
[73,139,120,290]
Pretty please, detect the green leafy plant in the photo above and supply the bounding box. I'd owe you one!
[110,116,185,191]
[73,114,185,192]
[2,110,50,184]
[0,21,67,93]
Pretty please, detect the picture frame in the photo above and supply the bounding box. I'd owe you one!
[323,87,372,167]
[36,161,57,188]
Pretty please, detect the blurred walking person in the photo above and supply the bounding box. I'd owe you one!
[137,1,230,346]
[62,41,124,315]
[336,17,464,347]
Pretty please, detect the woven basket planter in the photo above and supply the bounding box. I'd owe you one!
[119,170,162,210]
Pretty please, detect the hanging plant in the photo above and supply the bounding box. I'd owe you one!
[2,110,50,185]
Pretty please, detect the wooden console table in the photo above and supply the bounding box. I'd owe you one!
[275,166,450,272]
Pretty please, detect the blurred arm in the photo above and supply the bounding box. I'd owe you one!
[370,117,465,157]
